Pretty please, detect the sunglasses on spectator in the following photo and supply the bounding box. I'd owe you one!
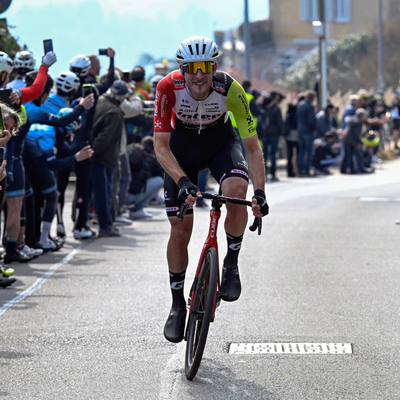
[182,61,215,74]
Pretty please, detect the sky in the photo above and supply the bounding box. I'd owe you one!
[2,0,269,78]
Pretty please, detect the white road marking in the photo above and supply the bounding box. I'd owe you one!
[229,343,352,354]
[0,246,83,317]
[159,343,185,400]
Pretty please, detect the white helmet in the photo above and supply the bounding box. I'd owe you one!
[55,71,80,93]
[14,50,35,73]
[176,36,220,65]
[69,54,91,77]
[0,51,14,74]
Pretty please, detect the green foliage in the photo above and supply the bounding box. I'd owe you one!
[279,32,375,93]
[0,21,22,58]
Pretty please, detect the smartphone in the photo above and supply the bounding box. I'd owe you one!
[0,147,5,163]
[98,48,108,56]
[82,84,93,97]
[0,88,12,107]
[122,70,130,83]
[43,39,53,54]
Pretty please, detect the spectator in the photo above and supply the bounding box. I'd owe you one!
[391,91,400,150]
[296,90,316,176]
[260,95,283,181]
[312,131,340,175]
[125,136,164,219]
[341,94,359,129]
[7,50,35,90]
[91,80,129,237]
[112,81,143,225]
[316,104,336,138]
[284,95,303,177]
[341,108,371,174]
[130,66,150,100]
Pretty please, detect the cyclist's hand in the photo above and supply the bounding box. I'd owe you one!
[107,47,115,58]
[252,189,269,217]
[178,176,201,205]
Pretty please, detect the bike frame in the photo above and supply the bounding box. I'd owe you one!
[188,201,221,316]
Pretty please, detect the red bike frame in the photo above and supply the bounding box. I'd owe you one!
[188,207,221,316]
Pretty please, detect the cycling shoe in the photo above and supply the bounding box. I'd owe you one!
[164,307,187,343]
[219,264,241,302]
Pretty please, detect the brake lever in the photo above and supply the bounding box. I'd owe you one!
[249,217,262,235]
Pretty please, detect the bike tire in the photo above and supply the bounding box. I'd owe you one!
[185,247,218,380]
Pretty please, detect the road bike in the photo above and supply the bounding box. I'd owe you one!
[177,192,262,380]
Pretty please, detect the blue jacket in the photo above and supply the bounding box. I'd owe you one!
[24,93,84,170]
[296,100,316,135]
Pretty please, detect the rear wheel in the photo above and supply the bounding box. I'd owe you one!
[185,247,218,380]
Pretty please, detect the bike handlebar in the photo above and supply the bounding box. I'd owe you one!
[177,191,262,235]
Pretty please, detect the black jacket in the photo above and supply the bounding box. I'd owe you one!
[261,103,283,137]
[128,143,163,194]
[92,94,124,169]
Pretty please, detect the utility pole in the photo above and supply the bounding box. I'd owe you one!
[377,0,384,91]
[244,0,251,79]
[319,0,327,108]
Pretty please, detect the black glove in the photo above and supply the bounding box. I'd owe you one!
[178,176,199,203]
[253,189,269,216]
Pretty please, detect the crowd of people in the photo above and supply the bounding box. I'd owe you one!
[0,48,164,288]
[243,84,399,180]
[0,45,399,290]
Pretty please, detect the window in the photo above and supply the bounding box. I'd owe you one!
[334,0,351,22]
[299,0,351,22]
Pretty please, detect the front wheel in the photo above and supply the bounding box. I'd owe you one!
[185,247,218,380]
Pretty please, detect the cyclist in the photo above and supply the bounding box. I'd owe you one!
[154,36,269,343]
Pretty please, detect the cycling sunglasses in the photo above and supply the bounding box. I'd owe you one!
[182,61,215,74]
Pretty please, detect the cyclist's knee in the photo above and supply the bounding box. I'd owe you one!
[221,177,247,198]
[169,216,193,247]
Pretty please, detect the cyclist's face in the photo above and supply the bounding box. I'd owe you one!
[185,68,213,101]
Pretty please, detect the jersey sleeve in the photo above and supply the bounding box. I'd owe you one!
[19,65,48,104]
[226,80,257,139]
[153,77,175,133]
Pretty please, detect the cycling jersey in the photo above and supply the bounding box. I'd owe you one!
[6,78,25,90]
[154,70,256,138]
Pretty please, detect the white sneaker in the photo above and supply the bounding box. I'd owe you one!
[74,228,95,240]
[114,215,133,225]
[129,209,153,219]
[21,244,43,258]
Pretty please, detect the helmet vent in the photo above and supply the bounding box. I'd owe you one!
[188,45,194,55]
[195,43,199,55]
[202,44,206,54]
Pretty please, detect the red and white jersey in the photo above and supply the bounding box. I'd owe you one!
[154,70,256,138]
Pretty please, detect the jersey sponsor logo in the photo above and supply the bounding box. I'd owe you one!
[154,120,162,129]
[180,104,191,108]
[174,79,185,88]
[231,169,249,179]
[160,94,167,118]
[238,160,248,168]
[166,206,179,212]
[177,112,219,121]
[205,106,219,112]
[214,82,225,93]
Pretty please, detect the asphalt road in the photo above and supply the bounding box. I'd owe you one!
[1,160,400,400]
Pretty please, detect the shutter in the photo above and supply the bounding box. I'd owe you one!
[311,0,318,20]
[300,0,308,21]
[325,0,332,21]
[343,0,351,22]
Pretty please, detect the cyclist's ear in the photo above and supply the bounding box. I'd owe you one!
[213,63,217,74]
